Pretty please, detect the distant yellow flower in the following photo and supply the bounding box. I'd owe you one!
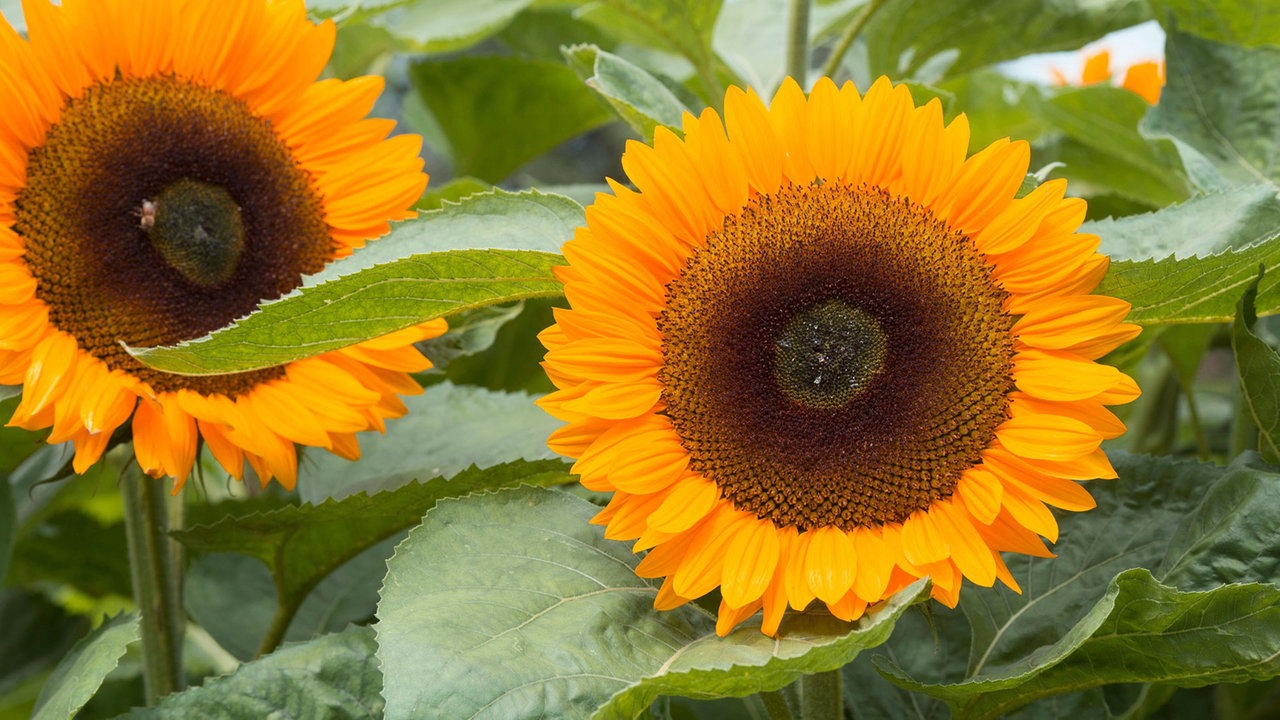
[1051,49,1165,104]
[0,0,444,490]
[539,77,1141,636]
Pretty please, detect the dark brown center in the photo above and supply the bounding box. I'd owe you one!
[15,75,334,395]
[658,182,1016,532]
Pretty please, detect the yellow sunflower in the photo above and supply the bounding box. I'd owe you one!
[538,77,1141,636]
[0,0,445,491]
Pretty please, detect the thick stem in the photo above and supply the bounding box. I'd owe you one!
[820,0,888,81]
[760,689,797,720]
[122,469,186,703]
[800,670,842,720]
[786,0,812,87]
[256,592,303,658]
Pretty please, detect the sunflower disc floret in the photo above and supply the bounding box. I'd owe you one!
[539,77,1141,636]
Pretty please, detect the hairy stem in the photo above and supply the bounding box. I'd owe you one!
[122,469,186,703]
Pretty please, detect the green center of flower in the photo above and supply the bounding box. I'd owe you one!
[15,75,335,395]
[774,299,886,409]
[658,181,1016,532]
[144,179,246,287]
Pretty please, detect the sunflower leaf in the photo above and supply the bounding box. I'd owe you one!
[1231,267,1280,463]
[872,452,1280,719]
[563,44,689,142]
[30,612,138,720]
[121,625,382,720]
[1086,183,1280,262]
[411,55,615,183]
[1148,0,1280,49]
[863,0,1149,82]
[375,485,928,720]
[173,458,573,644]
[368,0,533,52]
[1142,29,1280,190]
[1033,86,1188,209]
[1097,243,1280,326]
[126,189,581,375]
[576,0,723,95]
[296,383,565,503]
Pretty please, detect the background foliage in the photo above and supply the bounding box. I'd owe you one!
[2,0,1278,718]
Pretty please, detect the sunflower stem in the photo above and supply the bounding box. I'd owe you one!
[800,669,842,720]
[122,468,186,704]
[760,689,797,720]
[786,0,812,87]
[820,0,887,81]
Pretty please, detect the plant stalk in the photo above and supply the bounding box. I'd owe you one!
[760,688,797,720]
[786,0,812,87]
[122,469,186,703]
[820,0,888,81]
[800,669,842,720]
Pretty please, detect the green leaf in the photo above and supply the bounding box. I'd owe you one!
[174,459,571,631]
[128,189,582,375]
[564,44,689,142]
[1097,241,1280,326]
[0,472,12,586]
[863,0,1149,82]
[1142,30,1280,189]
[712,0,862,92]
[0,589,89,697]
[185,539,392,661]
[1032,86,1187,208]
[413,176,491,211]
[297,383,566,502]
[123,625,382,720]
[1148,0,1280,47]
[1231,268,1280,463]
[578,0,721,60]
[369,0,533,52]
[874,452,1280,718]
[31,613,138,720]
[411,56,614,183]
[375,485,928,720]
[425,297,565,394]
[1086,183,1280,262]
[417,302,526,372]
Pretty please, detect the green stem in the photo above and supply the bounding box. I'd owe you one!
[760,689,797,720]
[122,469,186,703]
[800,670,842,720]
[256,591,303,658]
[786,0,812,87]
[820,0,888,81]
[1231,373,1258,458]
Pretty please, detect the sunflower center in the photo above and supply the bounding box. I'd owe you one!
[658,182,1015,532]
[773,299,886,409]
[15,76,335,395]
[144,179,246,287]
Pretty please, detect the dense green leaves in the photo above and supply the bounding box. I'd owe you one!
[872,453,1280,718]
[296,382,565,502]
[1143,30,1280,190]
[369,0,533,52]
[565,45,689,141]
[862,0,1149,81]
[1148,0,1280,47]
[376,486,928,720]
[129,190,581,375]
[412,56,614,182]
[1087,184,1280,262]
[577,0,724,101]
[31,613,138,720]
[1232,270,1280,463]
[174,459,571,642]
[124,626,382,720]
[1098,244,1280,326]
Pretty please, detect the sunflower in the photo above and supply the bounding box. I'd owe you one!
[1051,49,1165,104]
[0,0,445,491]
[538,77,1141,636]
